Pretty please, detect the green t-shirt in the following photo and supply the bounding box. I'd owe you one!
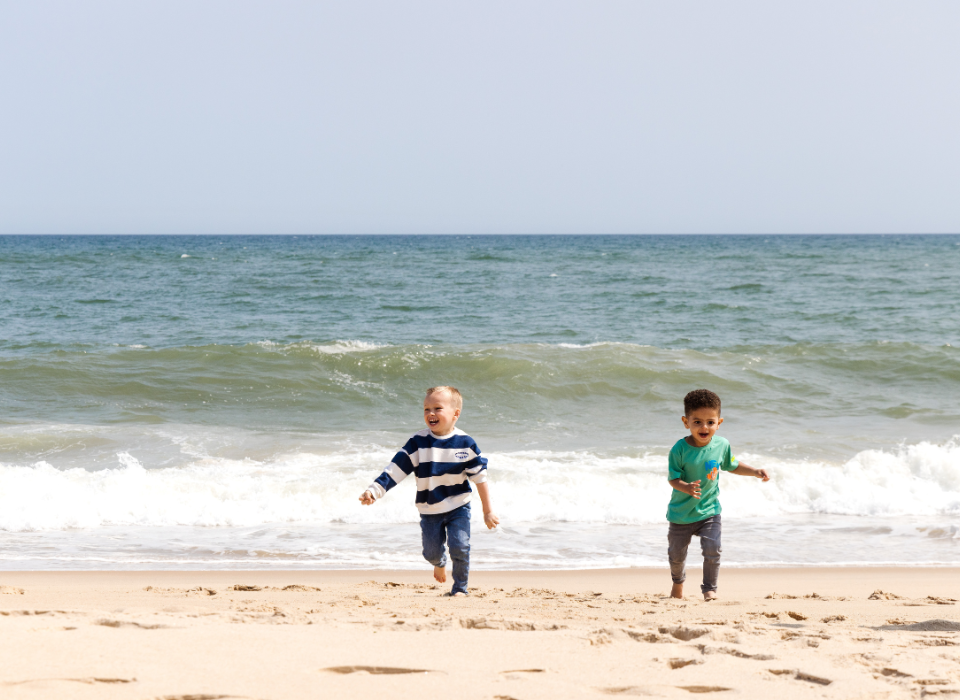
[666,435,739,524]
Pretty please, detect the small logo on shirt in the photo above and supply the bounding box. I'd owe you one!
[705,460,719,481]
[454,451,470,460]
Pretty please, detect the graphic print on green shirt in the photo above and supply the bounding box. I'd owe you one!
[666,435,739,524]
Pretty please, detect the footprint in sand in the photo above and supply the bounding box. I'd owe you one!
[767,669,832,686]
[499,669,546,681]
[659,625,711,641]
[623,630,675,644]
[187,587,217,596]
[96,619,168,629]
[913,638,959,647]
[499,669,545,674]
[880,668,912,678]
[322,666,435,675]
[795,672,832,686]
[698,645,774,661]
[154,695,244,700]
[0,610,65,617]
[143,586,218,596]
[461,617,560,631]
[678,687,732,694]
[601,686,731,695]
[4,677,136,686]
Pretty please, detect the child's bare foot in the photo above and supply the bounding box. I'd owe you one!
[704,590,718,601]
[433,566,447,584]
[670,582,684,599]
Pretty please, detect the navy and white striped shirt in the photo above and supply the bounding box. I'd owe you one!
[367,428,488,514]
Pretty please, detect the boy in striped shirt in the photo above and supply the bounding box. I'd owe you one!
[360,386,499,596]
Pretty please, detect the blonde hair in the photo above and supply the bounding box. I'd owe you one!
[425,386,463,409]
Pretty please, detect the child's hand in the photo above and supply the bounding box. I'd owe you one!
[359,490,376,505]
[483,511,500,529]
[731,463,770,482]
[686,480,702,499]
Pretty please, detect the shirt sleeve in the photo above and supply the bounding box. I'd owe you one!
[668,444,684,481]
[722,442,739,471]
[367,437,419,499]
[463,440,488,484]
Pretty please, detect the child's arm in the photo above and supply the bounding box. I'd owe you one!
[731,462,770,481]
[668,478,701,499]
[667,444,700,498]
[474,482,500,529]
[359,439,419,505]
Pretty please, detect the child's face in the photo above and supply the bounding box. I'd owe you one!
[423,391,461,435]
[682,407,723,447]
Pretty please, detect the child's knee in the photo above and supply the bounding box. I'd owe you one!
[667,536,689,561]
[421,534,446,565]
[447,533,470,561]
[701,537,722,559]
[445,516,471,559]
[422,545,445,567]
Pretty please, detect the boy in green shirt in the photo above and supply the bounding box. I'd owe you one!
[667,389,769,601]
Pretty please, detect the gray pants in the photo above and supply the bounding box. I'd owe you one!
[668,515,722,594]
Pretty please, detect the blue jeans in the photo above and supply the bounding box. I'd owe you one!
[420,503,471,595]
[668,515,722,594]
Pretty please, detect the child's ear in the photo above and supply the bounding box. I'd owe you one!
[717,417,724,427]
[454,408,461,420]
[681,415,690,429]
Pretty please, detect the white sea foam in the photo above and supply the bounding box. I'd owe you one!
[556,342,617,349]
[254,339,386,354]
[1,439,959,532]
[494,441,960,524]
[554,341,654,351]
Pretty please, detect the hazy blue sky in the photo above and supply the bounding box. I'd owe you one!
[1,2,958,234]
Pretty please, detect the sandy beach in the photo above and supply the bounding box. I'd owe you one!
[1,567,957,699]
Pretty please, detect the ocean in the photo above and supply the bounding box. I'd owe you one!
[0,234,958,570]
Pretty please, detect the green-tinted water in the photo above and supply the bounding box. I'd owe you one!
[0,235,958,568]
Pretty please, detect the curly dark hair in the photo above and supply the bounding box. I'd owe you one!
[684,389,722,416]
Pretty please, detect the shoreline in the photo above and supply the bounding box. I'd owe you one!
[3,567,960,601]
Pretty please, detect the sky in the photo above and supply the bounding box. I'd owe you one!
[1,1,958,235]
